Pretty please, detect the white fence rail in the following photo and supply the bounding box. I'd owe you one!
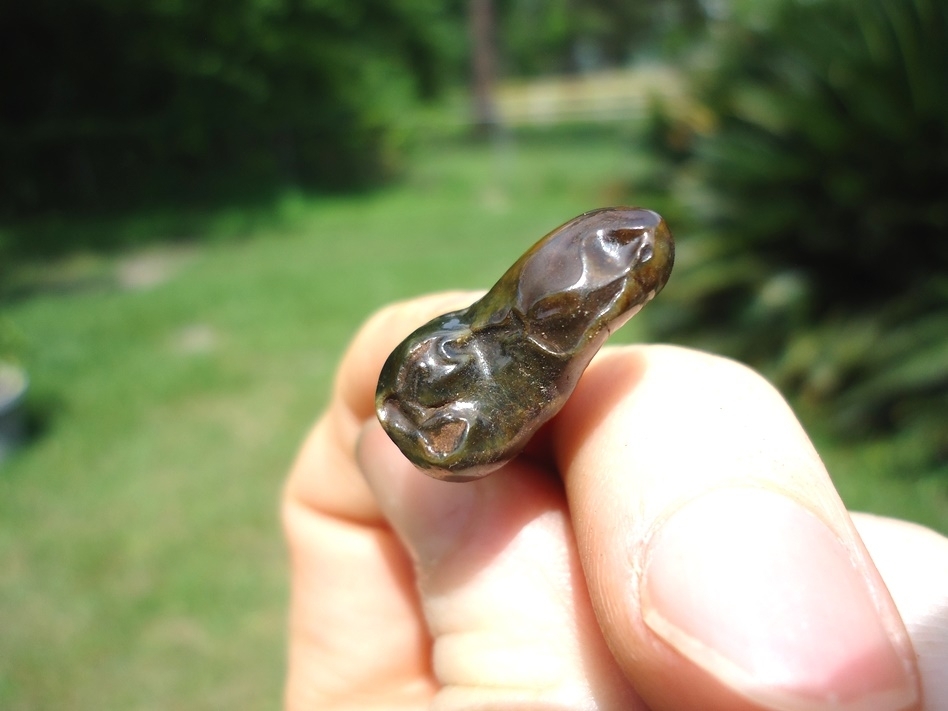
[493,66,684,126]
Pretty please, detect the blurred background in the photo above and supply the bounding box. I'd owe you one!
[1,0,946,707]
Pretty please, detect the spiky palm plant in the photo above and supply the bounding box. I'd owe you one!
[650,0,948,462]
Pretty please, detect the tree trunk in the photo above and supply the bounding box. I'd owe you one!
[468,0,498,135]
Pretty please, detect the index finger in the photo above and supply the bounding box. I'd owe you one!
[282,292,483,710]
[554,345,921,711]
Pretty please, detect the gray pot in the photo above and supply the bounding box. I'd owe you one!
[0,363,29,463]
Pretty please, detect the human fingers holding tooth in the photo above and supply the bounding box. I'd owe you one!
[285,293,948,711]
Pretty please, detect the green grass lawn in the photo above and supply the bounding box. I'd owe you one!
[1,129,946,710]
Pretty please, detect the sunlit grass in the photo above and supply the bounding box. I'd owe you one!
[0,127,945,710]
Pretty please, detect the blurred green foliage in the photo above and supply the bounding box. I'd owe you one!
[0,0,713,254]
[646,0,948,461]
[497,0,707,74]
[0,0,463,219]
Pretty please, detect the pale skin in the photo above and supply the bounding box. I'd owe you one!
[283,292,948,711]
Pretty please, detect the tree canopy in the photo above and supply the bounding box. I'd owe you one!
[0,0,462,216]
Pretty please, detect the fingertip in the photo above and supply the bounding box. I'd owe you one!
[336,291,485,421]
[288,292,484,523]
[853,513,948,710]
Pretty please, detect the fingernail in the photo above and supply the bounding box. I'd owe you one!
[357,421,479,565]
[641,488,918,711]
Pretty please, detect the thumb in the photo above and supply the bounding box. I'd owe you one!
[555,346,919,711]
[357,419,645,711]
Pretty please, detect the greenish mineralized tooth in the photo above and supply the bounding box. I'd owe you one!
[376,207,675,481]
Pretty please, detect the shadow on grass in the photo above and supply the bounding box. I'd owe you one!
[0,177,385,304]
[0,379,57,470]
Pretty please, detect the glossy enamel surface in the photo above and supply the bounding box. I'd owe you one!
[376,207,675,481]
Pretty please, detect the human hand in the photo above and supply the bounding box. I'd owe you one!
[283,293,948,711]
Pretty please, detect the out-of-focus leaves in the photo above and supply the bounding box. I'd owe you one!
[0,0,462,221]
[646,0,948,466]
